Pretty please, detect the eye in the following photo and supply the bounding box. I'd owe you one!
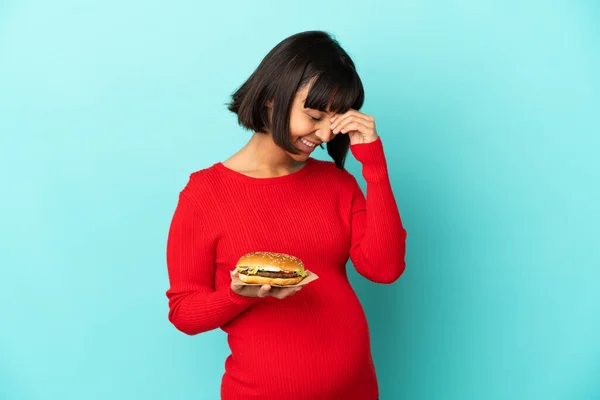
[309,114,322,122]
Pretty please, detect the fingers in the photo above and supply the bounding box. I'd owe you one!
[330,113,375,136]
[256,284,271,298]
[330,110,374,129]
[271,287,302,299]
[332,112,373,127]
[233,284,302,299]
[336,120,372,135]
[333,113,374,130]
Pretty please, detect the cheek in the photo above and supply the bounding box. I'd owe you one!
[289,116,314,137]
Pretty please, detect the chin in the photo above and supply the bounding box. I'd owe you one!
[289,152,310,161]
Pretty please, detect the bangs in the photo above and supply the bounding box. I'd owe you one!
[228,30,362,169]
[303,69,364,114]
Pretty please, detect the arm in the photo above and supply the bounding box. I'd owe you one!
[166,191,260,335]
[347,137,407,283]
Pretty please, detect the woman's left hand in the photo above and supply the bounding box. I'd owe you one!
[330,109,379,145]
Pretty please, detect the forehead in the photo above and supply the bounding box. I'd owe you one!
[295,85,333,112]
[296,85,311,103]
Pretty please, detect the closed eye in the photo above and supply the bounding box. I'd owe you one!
[309,115,322,122]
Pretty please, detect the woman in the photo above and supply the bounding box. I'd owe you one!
[166,30,407,400]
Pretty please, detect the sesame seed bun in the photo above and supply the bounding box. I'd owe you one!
[236,252,304,271]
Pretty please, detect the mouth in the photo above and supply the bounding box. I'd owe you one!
[300,137,319,147]
[297,137,323,154]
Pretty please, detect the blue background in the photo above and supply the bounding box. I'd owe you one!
[1,1,599,399]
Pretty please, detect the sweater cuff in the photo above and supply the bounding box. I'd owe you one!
[350,136,389,182]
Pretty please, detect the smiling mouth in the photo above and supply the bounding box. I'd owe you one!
[300,137,319,148]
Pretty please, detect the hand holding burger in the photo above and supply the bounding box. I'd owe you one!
[230,282,302,299]
[230,252,308,299]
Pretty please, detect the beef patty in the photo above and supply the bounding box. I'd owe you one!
[239,270,299,279]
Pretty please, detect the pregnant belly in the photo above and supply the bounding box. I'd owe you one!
[222,283,376,399]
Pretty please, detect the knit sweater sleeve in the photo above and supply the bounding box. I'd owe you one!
[166,188,260,335]
[346,137,407,283]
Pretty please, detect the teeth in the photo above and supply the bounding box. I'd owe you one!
[301,138,316,147]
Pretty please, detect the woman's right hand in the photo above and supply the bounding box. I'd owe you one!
[231,282,302,299]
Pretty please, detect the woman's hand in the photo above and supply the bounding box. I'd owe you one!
[231,282,302,299]
[330,109,379,145]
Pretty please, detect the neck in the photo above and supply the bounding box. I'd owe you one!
[240,132,304,171]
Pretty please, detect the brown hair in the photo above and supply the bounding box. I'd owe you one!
[228,31,365,169]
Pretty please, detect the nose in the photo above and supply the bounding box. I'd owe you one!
[315,126,334,143]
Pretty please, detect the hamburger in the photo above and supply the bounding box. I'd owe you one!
[235,252,308,286]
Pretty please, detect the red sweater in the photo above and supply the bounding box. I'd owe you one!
[166,137,406,400]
